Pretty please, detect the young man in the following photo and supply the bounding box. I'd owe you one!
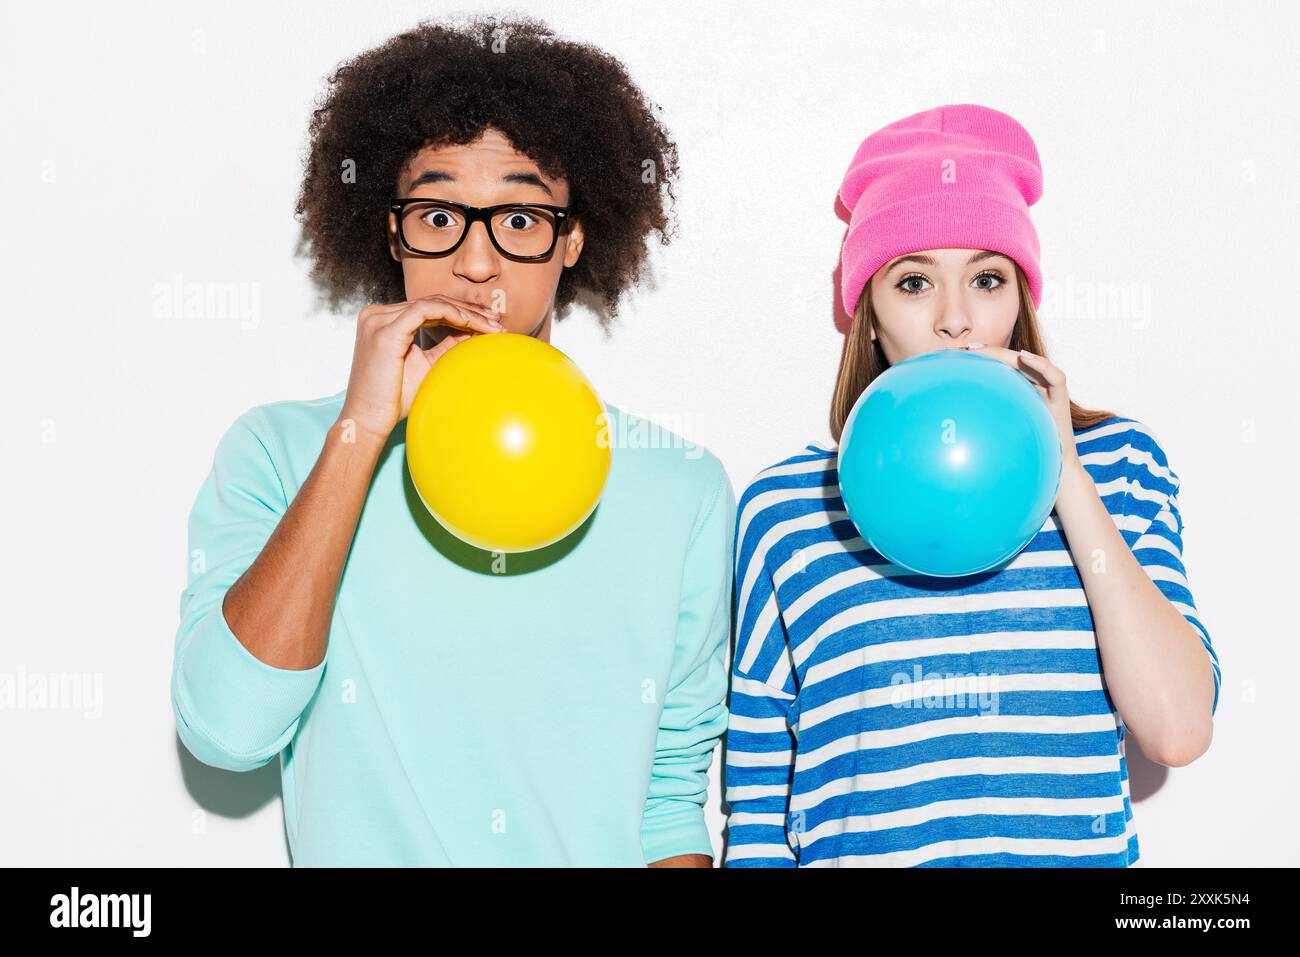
[171,16,733,867]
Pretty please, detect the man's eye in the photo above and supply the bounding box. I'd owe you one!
[422,209,460,229]
[502,211,538,230]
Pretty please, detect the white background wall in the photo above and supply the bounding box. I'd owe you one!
[2,0,1295,866]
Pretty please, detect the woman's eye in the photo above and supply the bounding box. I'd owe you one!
[895,271,1007,296]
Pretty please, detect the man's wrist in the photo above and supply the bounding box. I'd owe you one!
[332,413,391,454]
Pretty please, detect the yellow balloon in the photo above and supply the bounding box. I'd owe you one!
[405,332,611,553]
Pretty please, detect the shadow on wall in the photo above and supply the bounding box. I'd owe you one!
[1126,737,1170,803]
[832,193,853,337]
[175,737,289,864]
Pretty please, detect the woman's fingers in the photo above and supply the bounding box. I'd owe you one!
[1014,349,1066,389]
[962,343,1075,462]
[961,342,1021,365]
[961,343,1060,391]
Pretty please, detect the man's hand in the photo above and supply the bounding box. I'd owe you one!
[339,295,505,446]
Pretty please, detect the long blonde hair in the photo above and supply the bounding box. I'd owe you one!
[829,262,1115,443]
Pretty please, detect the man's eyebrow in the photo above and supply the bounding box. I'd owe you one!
[407,169,455,190]
[886,250,1007,273]
[404,169,554,198]
[501,171,553,197]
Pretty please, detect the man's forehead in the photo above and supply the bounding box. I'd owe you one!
[405,166,557,199]
[401,139,565,193]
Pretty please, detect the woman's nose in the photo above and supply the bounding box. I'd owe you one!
[935,310,972,339]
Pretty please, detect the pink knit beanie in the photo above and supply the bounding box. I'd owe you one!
[838,103,1044,316]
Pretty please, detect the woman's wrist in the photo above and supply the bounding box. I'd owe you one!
[1055,457,1098,516]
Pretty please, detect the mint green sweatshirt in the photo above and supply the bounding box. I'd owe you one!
[171,388,735,866]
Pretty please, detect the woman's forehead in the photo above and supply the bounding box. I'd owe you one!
[883,249,1013,270]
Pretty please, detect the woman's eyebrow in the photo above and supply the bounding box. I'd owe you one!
[887,253,937,273]
[886,250,1008,273]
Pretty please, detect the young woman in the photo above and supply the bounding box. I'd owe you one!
[724,104,1220,868]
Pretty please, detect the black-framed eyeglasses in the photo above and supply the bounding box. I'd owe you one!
[390,198,572,262]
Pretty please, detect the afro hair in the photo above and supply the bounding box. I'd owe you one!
[294,14,681,329]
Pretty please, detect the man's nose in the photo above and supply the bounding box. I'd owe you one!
[452,220,501,283]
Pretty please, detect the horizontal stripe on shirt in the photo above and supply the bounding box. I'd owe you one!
[723,416,1220,868]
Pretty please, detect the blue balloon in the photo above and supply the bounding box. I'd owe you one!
[838,349,1062,577]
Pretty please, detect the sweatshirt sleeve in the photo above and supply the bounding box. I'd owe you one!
[171,408,328,772]
[723,490,799,867]
[640,463,735,865]
[1120,422,1221,717]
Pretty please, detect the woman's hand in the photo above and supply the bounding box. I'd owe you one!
[338,295,505,446]
[960,342,1080,475]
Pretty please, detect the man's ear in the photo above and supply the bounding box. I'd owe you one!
[387,211,401,262]
[562,219,585,268]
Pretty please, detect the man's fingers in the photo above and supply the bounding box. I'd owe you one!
[429,308,504,336]
[425,331,471,360]
[386,298,505,338]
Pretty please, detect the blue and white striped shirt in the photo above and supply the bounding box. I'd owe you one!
[723,416,1220,867]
